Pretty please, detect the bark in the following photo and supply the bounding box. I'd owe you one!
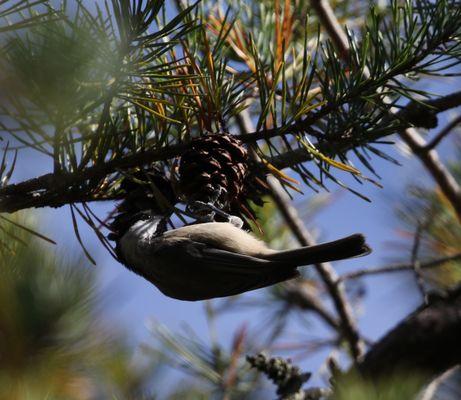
[357,285,461,379]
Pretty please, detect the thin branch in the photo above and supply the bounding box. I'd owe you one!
[309,0,461,222]
[410,222,428,303]
[338,252,461,282]
[310,0,349,58]
[281,281,340,331]
[428,91,461,113]
[425,114,461,151]
[0,190,123,213]
[237,90,461,146]
[0,144,188,196]
[401,127,461,222]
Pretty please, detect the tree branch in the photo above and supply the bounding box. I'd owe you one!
[309,0,461,222]
[425,115,461,151]
[1,89,461,214]
[401,127,461,221]
[310,0,349,58]
[281,281,340,330]
[356,285,461,379]
[339,252,461,281]
[268,90,461,170]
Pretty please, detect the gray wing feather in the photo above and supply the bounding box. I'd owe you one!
[143,238,299,300]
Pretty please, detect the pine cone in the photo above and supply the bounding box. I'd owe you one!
[247,353,312,397]
[178,134,271,223]
[178,134,250,209]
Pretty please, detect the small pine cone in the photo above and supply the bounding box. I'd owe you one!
[178,134,250,209]
[247,353,311,397]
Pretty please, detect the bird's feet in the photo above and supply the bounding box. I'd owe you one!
[186,200,243,229]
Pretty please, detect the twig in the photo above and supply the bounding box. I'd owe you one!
[425,114,461,151]
[400,127,461,221]
[310,0,349,58]
[410,222,428,303]
[0,189,124,213]
[0,143,188,196]
[418,367,460,400]
[338,252,461,281]
[427,91,461,113]
[281,281,340,330]
[237,90,461,145]
[309,0,461,222]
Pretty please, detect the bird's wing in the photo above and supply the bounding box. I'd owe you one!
[150,239,299,300]
[199,247,289,273]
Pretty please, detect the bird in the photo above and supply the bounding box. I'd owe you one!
[110,203,371,301]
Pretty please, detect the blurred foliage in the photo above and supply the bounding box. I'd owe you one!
[0,1,55,34]
[144,322,266,399]
[332,372,426,400]
[0,213,163,400]
[0,0,197,158]
[3,16,115,127]
[396,134,461,288]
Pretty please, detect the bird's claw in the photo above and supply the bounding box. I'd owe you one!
[187,200,243,228]
[227,215,244,229]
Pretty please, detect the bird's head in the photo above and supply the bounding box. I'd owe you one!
[107,169,176,243]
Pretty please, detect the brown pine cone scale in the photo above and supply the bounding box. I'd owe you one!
[178,134,250,209]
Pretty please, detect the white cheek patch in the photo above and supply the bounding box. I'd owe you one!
[119,218,161,262]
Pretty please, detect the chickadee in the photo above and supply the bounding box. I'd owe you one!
[115,213,370,301]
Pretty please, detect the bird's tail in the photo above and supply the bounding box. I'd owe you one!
[264,234,370,265]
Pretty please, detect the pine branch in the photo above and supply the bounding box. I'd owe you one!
[269,89,461,169]
[425,115,461,151]
[1,88,461,214]
[2,0,461,211]
[0,0,56,33]
[309,0,461,221]
[338,252,461,281]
